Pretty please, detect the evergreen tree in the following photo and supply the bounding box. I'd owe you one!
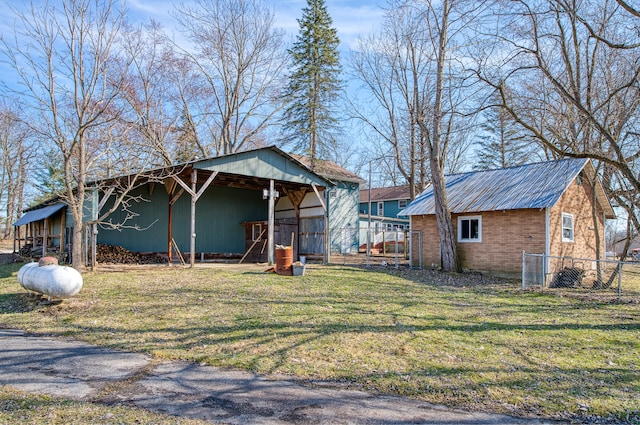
[475,103,533,170]
[32,149,66,204]
[282,0,342,168]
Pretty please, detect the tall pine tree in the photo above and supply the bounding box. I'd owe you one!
[475,95,535,170]
[282,0,342,168]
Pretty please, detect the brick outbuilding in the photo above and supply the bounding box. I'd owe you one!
[399,159,615,276]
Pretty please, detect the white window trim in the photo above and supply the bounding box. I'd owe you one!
[457,215,482,243]
[377,201,384,217]
[398,199,408,209]
[252,223,262,241]
[561,212,574,243]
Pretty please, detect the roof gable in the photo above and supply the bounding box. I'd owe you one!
[194,146,360,186]
[400,158,614,217]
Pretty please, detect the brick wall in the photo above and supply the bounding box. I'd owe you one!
[549,178,606,259]
[410,178,606,275]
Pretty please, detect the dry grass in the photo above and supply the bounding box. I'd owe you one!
[1,262,639,423]
[0,385,212,424]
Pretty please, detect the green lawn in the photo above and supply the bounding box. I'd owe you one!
[1,263,638,423]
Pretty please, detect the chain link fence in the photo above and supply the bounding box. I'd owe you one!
[522,252,640,302]
[327,228,423,269]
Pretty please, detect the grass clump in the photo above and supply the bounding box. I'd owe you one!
[0,385,212,424]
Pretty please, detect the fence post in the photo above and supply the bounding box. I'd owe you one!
[522,251,526,291]
[618,261,623,302]
[419,231,423,269]
[394,229,399,269]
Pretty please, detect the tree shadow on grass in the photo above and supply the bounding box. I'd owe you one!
[0,292,61,314]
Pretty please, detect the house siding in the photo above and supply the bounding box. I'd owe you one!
[410,179,605,275]
[412,210,545,274]
[549,178,605,259]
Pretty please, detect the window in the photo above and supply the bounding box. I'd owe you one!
[398,199,408,209]
[252,223,262,241]
[377,201,384,217]
[562,213,574,242]
[458,216,482,242]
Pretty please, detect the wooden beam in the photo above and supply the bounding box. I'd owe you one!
[195,171,218,201]
[97,186,115,211]
[282,187,306,216]
[169,187,185,205]
[239,228,267,264]
[173,175,196,198]
[311,184,326,212]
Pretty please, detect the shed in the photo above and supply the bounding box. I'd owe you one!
[400,158,615,276]
[13,203,68,258]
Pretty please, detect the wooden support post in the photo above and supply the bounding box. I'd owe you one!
[190,169,197,268]
[42,218,48,257]
[91,222,97,271]
[60,208,66,259]
[171,169,217,268]
[268,179,275,265]
[168,201,173,264]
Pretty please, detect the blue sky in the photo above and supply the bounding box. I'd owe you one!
[126,0,386,50]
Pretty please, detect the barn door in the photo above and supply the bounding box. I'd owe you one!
[299,216,325,257]
[274,218,298,259]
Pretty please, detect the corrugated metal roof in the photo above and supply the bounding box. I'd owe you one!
[14,203,66,226]
[399,158,613,216]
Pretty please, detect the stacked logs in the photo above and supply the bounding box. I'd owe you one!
[95,244,167,264]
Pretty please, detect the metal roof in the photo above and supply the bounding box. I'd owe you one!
[360,185,411,203]
[399,158,615,218]
[14,203,66,226]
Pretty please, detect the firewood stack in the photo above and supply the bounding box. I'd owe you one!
[94,244,167,264]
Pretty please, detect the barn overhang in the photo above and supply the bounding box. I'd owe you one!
[149,147,336,266]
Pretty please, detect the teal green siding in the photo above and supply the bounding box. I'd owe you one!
[97,184,267,253]
[359,199,408,219]
[196,149,328,187]
[328,182,360,252]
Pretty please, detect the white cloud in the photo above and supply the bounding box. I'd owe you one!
[274,0,385,50]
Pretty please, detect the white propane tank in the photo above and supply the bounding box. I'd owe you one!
[17,262,83,298]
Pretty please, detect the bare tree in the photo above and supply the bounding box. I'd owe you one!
[0,102,32,239]
[117,20,181,167]
[173,0,288,155]
[350,1,478,201]
[351,5,430,199]
[477,0,640,187]
[474,0,640,259]
[0,0,150,270]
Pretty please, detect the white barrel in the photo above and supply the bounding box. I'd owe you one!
[18,262,83,298]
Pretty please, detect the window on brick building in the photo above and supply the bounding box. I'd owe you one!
[562,213,574,242]
[458,216,482,242]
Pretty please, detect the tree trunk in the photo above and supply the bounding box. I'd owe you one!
[428,0,459,272]
[431,155,458,271]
